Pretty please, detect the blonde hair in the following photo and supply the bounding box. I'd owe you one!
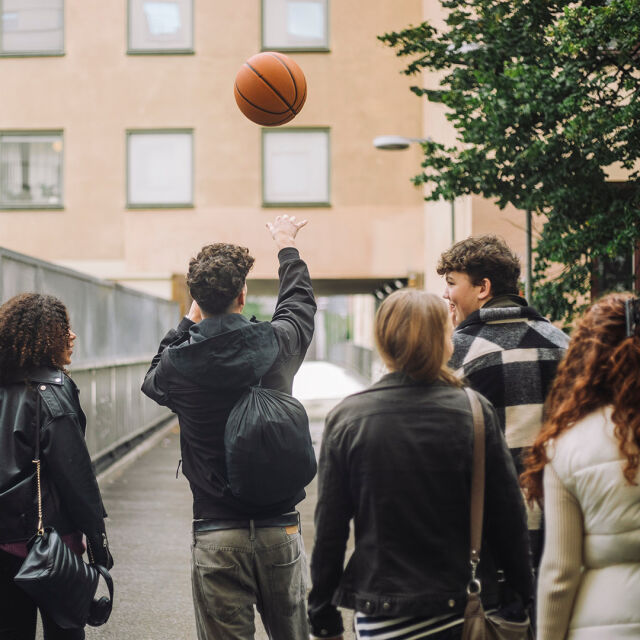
[375,289,461,386]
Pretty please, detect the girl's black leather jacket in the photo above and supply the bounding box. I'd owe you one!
[0,366,112,568]
[308,373,533,638]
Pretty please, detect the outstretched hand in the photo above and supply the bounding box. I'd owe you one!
[266,214,308,250]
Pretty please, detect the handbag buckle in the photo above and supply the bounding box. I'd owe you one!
[467,557,482,595]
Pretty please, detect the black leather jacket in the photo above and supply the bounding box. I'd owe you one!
[0,367,112,567]
[308,373,533,637]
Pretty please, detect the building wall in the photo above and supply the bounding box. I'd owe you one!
[0,0,426,297]
[420,1,533,295]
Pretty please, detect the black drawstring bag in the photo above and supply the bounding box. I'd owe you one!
[13,384,114,629]
[224,385,317,506]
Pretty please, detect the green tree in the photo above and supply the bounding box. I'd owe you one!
[379,0,640,323]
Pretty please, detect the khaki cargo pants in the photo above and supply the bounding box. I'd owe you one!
[191,522,309,640]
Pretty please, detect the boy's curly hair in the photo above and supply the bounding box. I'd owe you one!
[436,235,521,296]
[0,293,71,383]
[187,243,255,315]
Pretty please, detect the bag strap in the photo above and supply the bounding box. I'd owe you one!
[30,382,45,536]
[95,564,114,601]
[464,386,485,595]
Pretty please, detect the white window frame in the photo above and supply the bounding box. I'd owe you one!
[0,0,64,56]
[0,131,64,209]
[127,130,194,208]
[262,0,329,52]
[128,0,193,54]
[262,128,330,207]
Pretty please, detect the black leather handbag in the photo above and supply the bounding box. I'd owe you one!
[13,385,114,629]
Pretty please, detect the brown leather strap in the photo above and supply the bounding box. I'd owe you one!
[464,387,485,570]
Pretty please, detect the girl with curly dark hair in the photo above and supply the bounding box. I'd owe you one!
[521,292,640,639]
[0,293,73,382]
[0,294,113,640]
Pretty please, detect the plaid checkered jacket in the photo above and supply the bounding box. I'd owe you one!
[449,304,569,561]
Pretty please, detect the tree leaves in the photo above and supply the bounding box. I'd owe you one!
[379,0,640,322]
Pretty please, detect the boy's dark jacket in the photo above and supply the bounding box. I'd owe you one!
[141,247,316,519]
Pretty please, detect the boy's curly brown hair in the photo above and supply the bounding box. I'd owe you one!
[436,235,521,296]
[0,293,71,383]
[187,243,255,315]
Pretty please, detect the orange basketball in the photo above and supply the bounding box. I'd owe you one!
[234,52,307,126]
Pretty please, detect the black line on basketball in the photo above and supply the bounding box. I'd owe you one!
[235,82,289,115]
[292,84,307,114]
[269,112,297,126]
[266,52,299,106]
[245,62,295,115]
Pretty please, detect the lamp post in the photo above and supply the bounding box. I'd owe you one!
[373,135,455,243]
[525,210,532,302]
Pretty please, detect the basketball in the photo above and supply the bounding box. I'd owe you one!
[234,52,307,126]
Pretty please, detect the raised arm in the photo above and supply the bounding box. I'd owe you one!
[262,215,316,391]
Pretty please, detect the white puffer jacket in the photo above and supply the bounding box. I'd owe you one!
[537,406,640,639]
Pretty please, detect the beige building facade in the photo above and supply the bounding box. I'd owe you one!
[0,0,432,302]
[0,0,551,314]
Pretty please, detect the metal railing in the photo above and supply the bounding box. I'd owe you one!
[0,247,179,468]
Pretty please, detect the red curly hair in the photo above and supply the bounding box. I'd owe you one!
[521,292,640,507]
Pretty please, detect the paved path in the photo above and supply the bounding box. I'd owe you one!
[74,362,365,640]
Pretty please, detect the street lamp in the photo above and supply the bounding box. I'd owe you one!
[374,135,534,301]
[373,135,455,243]
[373,135,430,150]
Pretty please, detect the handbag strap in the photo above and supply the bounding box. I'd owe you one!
[464,386,485,594]
[31,382,44,535]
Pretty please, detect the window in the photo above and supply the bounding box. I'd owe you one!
[263,128,329,207]
[0,132,63,208]
[0,0,63,55]
[262,0,328,51]
[127,130,193,208]
[128,0,193,53]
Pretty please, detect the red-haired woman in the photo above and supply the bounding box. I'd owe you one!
[522,293,640,639]
[0,293,113,639]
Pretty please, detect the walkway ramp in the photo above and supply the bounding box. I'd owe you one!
[58,362,367,639]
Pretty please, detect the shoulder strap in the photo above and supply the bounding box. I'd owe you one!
[30,382,44,534]
[33,383,41,461]
[464,387,485,591]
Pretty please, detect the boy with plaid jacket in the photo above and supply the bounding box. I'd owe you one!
[438,235,569,566]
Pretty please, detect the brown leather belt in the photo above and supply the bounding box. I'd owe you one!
[193,511,299,533]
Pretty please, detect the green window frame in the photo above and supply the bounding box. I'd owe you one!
[126,129,194,209]
[261,0,329,52]
[262,127,330,208]
[0,131,64,210]
[0,0,64,57]
[127,0,194,55]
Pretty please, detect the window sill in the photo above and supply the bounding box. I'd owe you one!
[0,205,64,211]
[127,204,195,210]
[127,49,195,56]
[262,202,331,208]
